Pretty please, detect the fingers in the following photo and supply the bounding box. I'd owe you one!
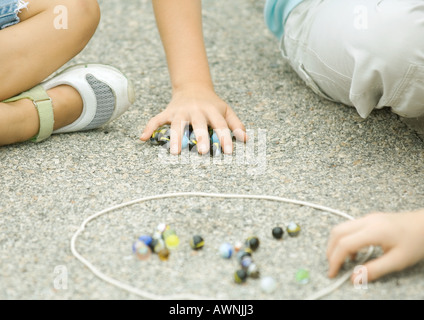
[327,212,421,283]
[140,113,168,141]
[208,105,247,154]
[326,218,367,260]
[351,249,406,283]
[327,229,379,279]
[326,213,385,261]
[208,116,233,154]
[140,101,247,155]
[169,119,188,155]
[225,107,247,142]
[191,116,210,155]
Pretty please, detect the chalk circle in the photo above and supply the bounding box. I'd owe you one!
[70,192,374,300]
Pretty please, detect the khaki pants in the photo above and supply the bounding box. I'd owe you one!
[282,0,424,134]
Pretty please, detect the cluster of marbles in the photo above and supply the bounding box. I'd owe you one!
[149,124,223,157]
[223,235,295,293]
[216,236,261,284]
[132,221,309,294]
[218,222,305,289]
[132,223,180,262]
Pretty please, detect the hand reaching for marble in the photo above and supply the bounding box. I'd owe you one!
[327,210,424,282]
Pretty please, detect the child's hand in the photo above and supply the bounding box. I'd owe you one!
[326,210,424,282]
[140,85,247,155]
[142,0,247,155]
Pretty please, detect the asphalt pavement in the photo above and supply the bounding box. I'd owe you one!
[1,0,423,300]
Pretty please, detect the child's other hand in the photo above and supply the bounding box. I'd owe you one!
[140,86,247,155]
[326,210,424,283]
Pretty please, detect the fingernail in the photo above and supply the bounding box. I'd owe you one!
[198,143,208,153]
[224,144,232,154]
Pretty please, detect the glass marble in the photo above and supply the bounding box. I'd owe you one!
[260,276,277,293]
[296,269,310,284]
[189,131,198,150]
[247,263,260,279]
[190,235,205,250]
[151,238,166,253]
[158,248,170,261]
[211,132,219,144]
[219,242,233,259]
[287,222,301,237]
[157,223,167,233]
[182,135,189,149]
[245,237,260,251]
[133,241,152,261]
[272,227,284,239]
[241,256,253,269]
[234,241,243,252]
[138,235,153,247]
[236,249,252,264]
[162,227,175,238]
[234,269,247,284]
[210,142,222,157]
[150,126,170,146]
[152,230,163,240]
[165,234,180,249]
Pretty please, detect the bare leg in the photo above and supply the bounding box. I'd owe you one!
[0,0,100,146]
[0,0,100,99]
[0,85,83,145]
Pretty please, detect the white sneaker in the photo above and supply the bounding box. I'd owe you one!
[41,63,135,134]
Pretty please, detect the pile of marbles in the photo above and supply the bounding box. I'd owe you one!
[132,225,208,262]
[149,124,223,156]
[132,221,309,294]
[232,237,261,284]
[224,221,304,292]
[132,223,180,262]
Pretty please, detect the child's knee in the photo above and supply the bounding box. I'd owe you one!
[59,0,100,40]
[73,0,100,33]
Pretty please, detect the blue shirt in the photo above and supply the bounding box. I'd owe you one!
[264,0,304,39]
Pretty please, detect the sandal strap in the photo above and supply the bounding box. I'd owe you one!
[4,85,54,142]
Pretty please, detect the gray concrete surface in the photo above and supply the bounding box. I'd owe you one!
[1,0,423,300]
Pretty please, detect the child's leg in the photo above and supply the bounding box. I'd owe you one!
[280,0,424,121]
[0,0,100,100]
[0,85,83,145]
[0,0,100,146]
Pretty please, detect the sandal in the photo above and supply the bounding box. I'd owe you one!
[3,63,135,142]
[3,85,54,142]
